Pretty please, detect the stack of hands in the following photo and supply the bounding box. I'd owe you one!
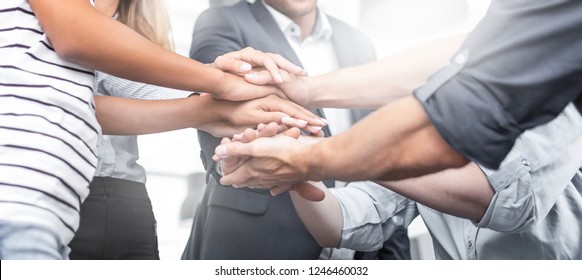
[210,47,328,201]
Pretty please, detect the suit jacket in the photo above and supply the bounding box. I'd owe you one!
[182,0,408,259]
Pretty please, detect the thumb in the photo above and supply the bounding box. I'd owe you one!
[214,57,252,74]
[282,127,301,139]
[214,141,253,160]
[245,70,276,85]
[291,182,326,202]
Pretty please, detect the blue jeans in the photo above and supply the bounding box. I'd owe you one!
[0,221,69,259]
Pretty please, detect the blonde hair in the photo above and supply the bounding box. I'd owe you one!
[117,0,174,50]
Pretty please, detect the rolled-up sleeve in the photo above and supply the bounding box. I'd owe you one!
[414,0,582,169]
[476,103,582,232]
[329,182,417,251]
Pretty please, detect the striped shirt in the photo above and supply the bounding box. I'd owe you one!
[0,0,100,244]
[93,72,191,184]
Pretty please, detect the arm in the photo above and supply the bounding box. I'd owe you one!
[289,182,343,248]
[96,94,321,137]
[305,34,467,109]
[28,0,301,101]
[379,102,582,228]
[245,33,466,109]
[475,103,582,232]
[291,181,417,251]
[217,96,468,187]
[377,163,493,222]
[290,166,492,250]
[215,1,582,185]
[94,72,192,101]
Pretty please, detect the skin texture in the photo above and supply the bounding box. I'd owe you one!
[29,0,306,101]
[214,35,470,193]
[29,0,323,137]
[226,123,492,248]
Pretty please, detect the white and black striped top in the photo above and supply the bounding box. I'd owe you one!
[0,0,101,244]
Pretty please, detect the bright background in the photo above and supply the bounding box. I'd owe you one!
[140,0,492,259]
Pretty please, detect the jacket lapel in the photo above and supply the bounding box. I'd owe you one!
[329,18,354,68]
[250,0,303,67]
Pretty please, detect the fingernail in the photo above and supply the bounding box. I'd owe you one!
[240,63,252,71]
[296,120,308,127]
[314,118,326,126]
[319,118,328,125]
[310,126,322,131]
[281,116,294,124]
[246,72,258,79]
[215,145,227,158]
[277,73,283,83]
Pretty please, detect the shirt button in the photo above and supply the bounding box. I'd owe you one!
[522,159,530,167]
[468,240,473,248]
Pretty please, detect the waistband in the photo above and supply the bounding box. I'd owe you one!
[88,177,149,201]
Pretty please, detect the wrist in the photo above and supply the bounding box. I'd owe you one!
[297,142,323,182]
[304,76,322,109]
[190,94,221,128]
[204,67,230,98]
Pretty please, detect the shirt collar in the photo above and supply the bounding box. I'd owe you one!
[262,0,333,42]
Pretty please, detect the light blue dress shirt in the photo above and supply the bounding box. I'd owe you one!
[93,72,191,183]
[330,103,582,259]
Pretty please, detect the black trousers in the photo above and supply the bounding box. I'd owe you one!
[69,177,159,260]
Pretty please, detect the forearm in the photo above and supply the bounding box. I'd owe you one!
[377,162,494,221]
[30,0,226,94]
[307,34,467,109]
[303,96,469,182]
[290,182,343,247]
[96,94,217,135]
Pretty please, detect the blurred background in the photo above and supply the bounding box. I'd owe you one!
[140,0,491,259]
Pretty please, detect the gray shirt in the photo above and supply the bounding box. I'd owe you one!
[93,72,191,183]
[330,103,582,259]
[414,0,582,169]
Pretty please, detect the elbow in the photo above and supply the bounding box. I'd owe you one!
[310,229,341,248]
[52,38,87,64]
[316,238,340,249]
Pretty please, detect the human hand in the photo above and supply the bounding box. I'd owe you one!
[210,48,312,106]
[198,94,326,138]
[212,72,287,101]
[244,69,313,108]
[212,47,307,83]
[214,122,325,201]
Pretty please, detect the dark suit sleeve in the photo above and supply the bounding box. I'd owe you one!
[190,7,247,179]
[190,8,246,63]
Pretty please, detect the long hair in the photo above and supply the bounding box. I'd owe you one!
[116,0,174,50]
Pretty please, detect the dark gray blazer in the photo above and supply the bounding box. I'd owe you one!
[182,0,409,260]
